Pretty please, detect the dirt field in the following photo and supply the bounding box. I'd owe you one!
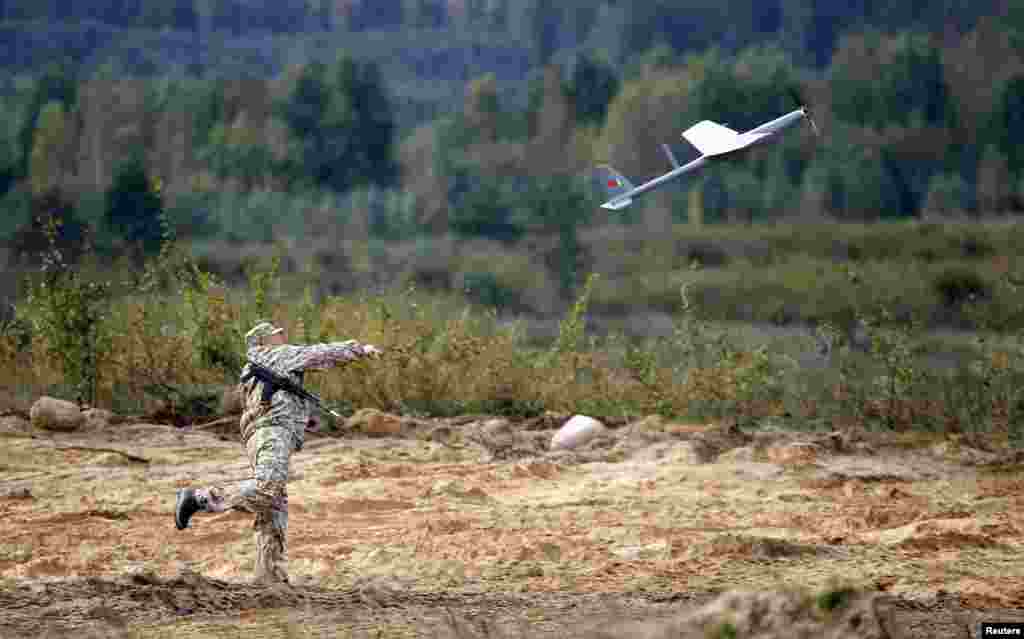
[1,411,1023,638]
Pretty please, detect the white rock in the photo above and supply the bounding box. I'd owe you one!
[30,396,84,432]
[550,415,606,451]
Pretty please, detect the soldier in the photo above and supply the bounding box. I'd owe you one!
[174,320,382,585]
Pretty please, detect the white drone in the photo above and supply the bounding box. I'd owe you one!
[596,92,819,210]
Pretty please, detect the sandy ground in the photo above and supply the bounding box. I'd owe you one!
[1,411,1023,638]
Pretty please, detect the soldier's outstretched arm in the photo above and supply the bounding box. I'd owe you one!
[258,341,382,372]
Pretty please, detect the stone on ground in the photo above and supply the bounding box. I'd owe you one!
[348,408,403,437]
[81,408,117,432]
[598,588,892,639]
[30,396,84,432]
[551,414,606,451]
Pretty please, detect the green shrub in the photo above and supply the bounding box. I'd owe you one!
[463,271,515,309]
[19,215,111,404]
[933,267,989,308]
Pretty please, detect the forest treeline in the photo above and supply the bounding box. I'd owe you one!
[1,2,1023,309]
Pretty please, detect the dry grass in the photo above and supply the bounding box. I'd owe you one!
[2,230,1024,445]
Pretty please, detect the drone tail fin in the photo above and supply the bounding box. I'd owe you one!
[594,164,635,209]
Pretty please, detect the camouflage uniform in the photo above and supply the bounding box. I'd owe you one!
[187,324,378,584]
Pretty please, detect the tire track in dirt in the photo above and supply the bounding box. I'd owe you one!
[0,574,707,637]
[2,574,1021,639]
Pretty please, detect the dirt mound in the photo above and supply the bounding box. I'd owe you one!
[861,518,1016,551]
[684,534,838,561]
[600,588,895,639]
[1,575,1000,639]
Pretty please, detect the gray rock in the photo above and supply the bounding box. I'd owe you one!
[81,408,116,431]
[30,396,84,432]
[0,415,32,436]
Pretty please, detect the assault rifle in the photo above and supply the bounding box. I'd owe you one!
[240,359,344,419]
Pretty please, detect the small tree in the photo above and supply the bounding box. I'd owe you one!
[104,154,165,260]
[564,51,620,127]
[20,214,110,405]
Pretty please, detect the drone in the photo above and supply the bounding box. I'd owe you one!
[596,90,819,210]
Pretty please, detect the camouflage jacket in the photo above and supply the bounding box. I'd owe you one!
[239,341,375,449]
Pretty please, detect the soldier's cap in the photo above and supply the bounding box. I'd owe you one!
[245,321,284,347]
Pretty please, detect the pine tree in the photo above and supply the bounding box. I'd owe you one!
[564,51,620,127]
[104,154,165,260]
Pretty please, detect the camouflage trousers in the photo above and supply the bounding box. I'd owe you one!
[194,426,296,584]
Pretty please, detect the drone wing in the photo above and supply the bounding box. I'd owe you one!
[682,121,769,157]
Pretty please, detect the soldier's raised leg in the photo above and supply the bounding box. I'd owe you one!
[175,427,294,584]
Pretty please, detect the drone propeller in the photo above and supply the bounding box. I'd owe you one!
[787,86,819,137]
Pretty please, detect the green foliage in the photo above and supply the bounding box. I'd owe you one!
[297,279,319,345]
[199,123,279,190]
[959,274,1024,443]
[564,51,620,126]
[0,187,33,244]
[932,267,989,309]
[830,30,953,129]
[709,621,738,639]
[553,272,598,356]
[862,307,926,430]
[0,94,25,197]
[363,187,420,240]
[281,52,398,193]
[462,272,515,309]
[673,271,742,369]
[988,75,1024,174]
[730,343,798,426]
[191,82,226,149]
[246,250,283,322]
[103,155,166,260]
[816,585,856,612]
[813,317,866,426]
[27,101,67,197]
[922,171,969,216]
[8,190,88,266]
[159,191,218,239]
[446,171,525,242]
[687,45,802,132]
[180,265,242,376]
[800,124,897,220]
[19,216,111,405]
[514,174,594,296]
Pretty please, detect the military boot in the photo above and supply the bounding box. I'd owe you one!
[175,488,205,530]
